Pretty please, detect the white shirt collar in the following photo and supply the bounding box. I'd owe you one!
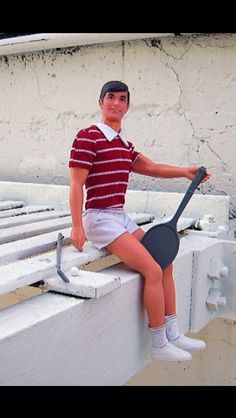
[94,122,129,146]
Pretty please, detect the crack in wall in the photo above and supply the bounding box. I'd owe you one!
[144,37,193,61]
[144,37,236,175]
[202,139,228,167]
[1,34,236,206]
[26,60,59,114]
[159,59,196,162]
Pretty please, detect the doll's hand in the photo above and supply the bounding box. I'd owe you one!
[70,226,86,251]
[186,166,211,183]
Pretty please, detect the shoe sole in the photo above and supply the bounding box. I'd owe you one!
[152,356,192,362]
[183,346,206,352]
[173,343,206,352]
[151,354,192,362]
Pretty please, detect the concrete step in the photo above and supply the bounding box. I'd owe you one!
[0,205,54,219]
[0,216,72,244]
[0,209,70,229]
[0,200,24,211]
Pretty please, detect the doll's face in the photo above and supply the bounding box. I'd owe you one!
[99,91,129,123]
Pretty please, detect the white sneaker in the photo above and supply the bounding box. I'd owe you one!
[151,342,192,362]
[171,335,206,352]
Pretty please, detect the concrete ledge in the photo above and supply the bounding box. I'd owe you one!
[0,243,199,385]
[0,180,234,385]
[0,233,235,385]
[125,190,230,227]
[0,33,172,56]
[0,181,230,226]
[0,270,149,386]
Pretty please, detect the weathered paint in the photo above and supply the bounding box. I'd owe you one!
[0,34,236,211]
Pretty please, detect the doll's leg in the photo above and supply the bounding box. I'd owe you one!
[107,231,164,328]
[107,232,192,361]
[132,229,203,355]
[162,263,176,315]
[162,265,206,352]
[132,230,177,317]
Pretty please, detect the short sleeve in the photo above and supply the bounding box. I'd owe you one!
[69,129,97,170]
[130,143,141,166]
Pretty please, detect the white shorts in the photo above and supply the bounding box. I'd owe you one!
[83,208,140,250]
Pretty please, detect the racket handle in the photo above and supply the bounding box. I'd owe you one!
[171,166,207,225]
[188,166,207,193]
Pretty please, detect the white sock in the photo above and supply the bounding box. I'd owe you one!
[149,324,168,348]
[165,314,180,342]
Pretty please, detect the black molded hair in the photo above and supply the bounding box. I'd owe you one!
[99,80,130,104]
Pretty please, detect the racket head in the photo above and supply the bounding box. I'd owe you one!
[141,223,180,269]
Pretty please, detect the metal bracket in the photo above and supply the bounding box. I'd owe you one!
[206,287,227,312]
[56,232,70,283]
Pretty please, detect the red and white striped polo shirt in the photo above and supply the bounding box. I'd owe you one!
[69,123,141,210]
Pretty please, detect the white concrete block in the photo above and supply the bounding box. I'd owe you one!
[0,242,109,296]
[45,270,121,299]
[186,227,229,240]
[126,190,230,227]
[142,216,196,233]
[0,228,235,384]
[129,212,155,224]
[0,180,234,385]
[0,182,70,210]
[217,240,236,320]
[0,183,230,228]
[189,240,236,331]
[171,252,193,334]
[0,271,149,385]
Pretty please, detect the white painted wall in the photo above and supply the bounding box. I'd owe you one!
[1,33,236,211]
